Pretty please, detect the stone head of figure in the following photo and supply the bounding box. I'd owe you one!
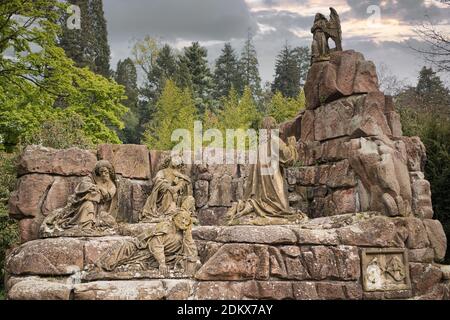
[173,209,192,231]
[95,160,115,182]
[314,13,326,22]
[261,116,278,134]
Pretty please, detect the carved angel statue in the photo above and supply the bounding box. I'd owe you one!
[311,7,343,64]
[40,160,118,237]
[93,200,200,277]
[139,156,195,222]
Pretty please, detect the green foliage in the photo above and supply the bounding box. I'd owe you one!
[219,86,260,131]
[239,34,262,101]
[0,152,19,296]
[60,0,111,77]
[142,80,196,150]
[268,90,305,123]
[0,0,127,150]
[178,42,214,115]
[272,44,309,98]
[213,43,242,99]
[396,67,450,262]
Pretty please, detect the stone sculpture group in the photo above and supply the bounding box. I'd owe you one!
[4,8,450,300]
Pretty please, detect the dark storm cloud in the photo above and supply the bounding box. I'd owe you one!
[103,0,257,42]
[344,0,450,24]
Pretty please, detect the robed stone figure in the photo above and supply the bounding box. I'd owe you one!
[226,117,307,225]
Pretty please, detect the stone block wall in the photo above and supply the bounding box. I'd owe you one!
[4,214,449,300]
[280,50,433,219]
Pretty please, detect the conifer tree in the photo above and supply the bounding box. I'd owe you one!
[219,86,259,131]
[272,43,301,98]
[213,43,242,99]
[239,33,262,100]
[151,44,178,95]
[60,0,111,77]
[178,42,213,115]
[268,90,305,123]
[115,58,140,143]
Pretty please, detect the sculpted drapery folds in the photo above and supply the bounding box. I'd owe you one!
[226,117,307,225]
[140,157,194,222]
[94,206,199,277]
[40,160,118,236]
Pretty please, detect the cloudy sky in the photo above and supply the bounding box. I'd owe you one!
[103,0,450,86]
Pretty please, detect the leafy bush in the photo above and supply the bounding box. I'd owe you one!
[0,152,19,298]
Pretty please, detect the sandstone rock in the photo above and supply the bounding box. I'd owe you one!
[315,282,363,300]
[42,176,83,215]
[193,281,249,300]
[317,160,356,188]
[17,145,97,177]
[254,281,294,300]
[305,50,379,110]
[84,236,135,265]
[215,225,297,244]
[408,248,435,263]
[9,174,54,218]
[439,265,450,280]
[385,111,403,138]
[423,219,447,262]
[73,280,166,300]
[410,172,433,219]
[209,172,233,207]
[348,137,412,217]
[192,226,220,242]
[196,241,223,264]
[290,228,339,246]
[393,218,430,249]
[6,238,84,276]
[115,177,152,223]
[197,207,228,226]
[280,114,302,142]
[149,150,171,178]
[401,136,426,172]
[194,180,209,208]
[337,216,403,247]
[164,280,194,300]
[8,278,73,300]
[18,217,43,243]
[195,244,269,281]
[300,110,315,142]
[292,282,319,300]
[410,263,443,296]
[98,144,151,179]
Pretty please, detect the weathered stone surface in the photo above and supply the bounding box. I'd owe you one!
[73,280,166,300]
[84,236,135,265]
[300,110,315,142]
[317,160,356,188]
[164,280,194,300]
[6,238,84,276]
[348,137,412,217]
[196,241,223,264]
[119,223,156,238]
[423,219,447,262]
[197,207,228,226]
[98,144,151,179]
[196,244,269,281]
[280,114,302,142]
[385,111,403,138]
[208,166,234,207]
[193,281,248,300]
[18,217,43,243]
[17,145,96,176]
[401,136,426,172]
[115,177,152,223]
[315,282,363,300]
[337,216,403,247]
[215,226,297,244]
[253,281,294,300]
[9,174,54,218]
[8,278,73,300]
[194,180,209,208]
[42,176,82,215]
[393,218,430,249]
[410,172,433,219]
[290,228,339,245]
[148,150,170,178]
[408,248,435,263]
[410,263,443,296]
[292,282,319,300]
[305,50,379,110]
